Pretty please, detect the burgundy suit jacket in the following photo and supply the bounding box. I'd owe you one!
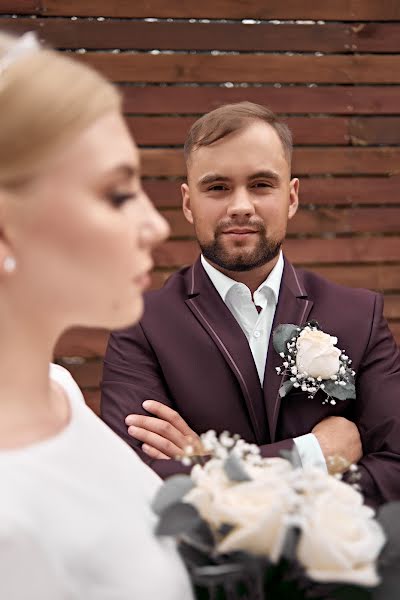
[101,256,400,506]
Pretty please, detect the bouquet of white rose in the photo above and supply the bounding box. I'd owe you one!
[153,432,400,600]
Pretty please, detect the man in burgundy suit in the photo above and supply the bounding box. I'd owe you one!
[101,102,400,506]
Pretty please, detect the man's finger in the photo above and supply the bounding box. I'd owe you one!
[141,400,195,437]
[126,415,188,449]
[127,425,183,459]
[142,444,170,460]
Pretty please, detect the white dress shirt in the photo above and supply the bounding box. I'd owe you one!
[201,253,327,471]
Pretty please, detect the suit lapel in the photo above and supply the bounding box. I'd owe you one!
[264,259,313,442]
[184,258,268,445]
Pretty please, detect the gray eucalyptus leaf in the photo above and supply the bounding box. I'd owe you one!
[279,379,294,398]
[155,501,203,537]
[281,526,301,562]
[273,323,299,355]
[323,380,356,401]
[224,452,252,482]
[152,474,194,516]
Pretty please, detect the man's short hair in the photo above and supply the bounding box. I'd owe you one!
[184,101,293,166]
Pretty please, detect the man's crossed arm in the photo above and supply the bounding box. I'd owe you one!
[125,400,363,466]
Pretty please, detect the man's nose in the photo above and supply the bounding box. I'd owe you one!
[226,189,255,217]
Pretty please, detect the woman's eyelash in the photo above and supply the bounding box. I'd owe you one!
[109,192,136,207]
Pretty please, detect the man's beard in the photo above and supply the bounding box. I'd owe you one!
[199,222,283,272]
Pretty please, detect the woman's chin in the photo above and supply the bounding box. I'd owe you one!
[109,298,144,330]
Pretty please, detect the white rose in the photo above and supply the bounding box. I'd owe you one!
[297,492,385,587]
[296,329,341,379]
[185,457,294,530]
[293,467,365,507]
[214,479,295,562]
[190,459,233,492]
[184,459,233,528]
[246,457,293,482]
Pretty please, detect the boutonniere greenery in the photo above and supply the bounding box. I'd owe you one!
[273,321,356,405]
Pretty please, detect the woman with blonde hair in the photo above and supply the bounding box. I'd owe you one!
[0,32,193,599]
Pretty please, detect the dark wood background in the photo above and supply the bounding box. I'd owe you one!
[2,0,399,414]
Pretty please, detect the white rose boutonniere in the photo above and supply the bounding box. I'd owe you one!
[296,328,341,379]
[273,321,356,405]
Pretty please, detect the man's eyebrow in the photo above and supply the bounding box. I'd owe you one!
[249,170,281,182]
[197,173,231,186]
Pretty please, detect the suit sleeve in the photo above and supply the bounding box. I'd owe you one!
[101,324,192,479]
[101,324,298,477]
[352,292,400,506]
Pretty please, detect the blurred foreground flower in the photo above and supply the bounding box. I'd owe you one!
[153,431,400,600]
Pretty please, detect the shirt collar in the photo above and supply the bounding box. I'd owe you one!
[200,251,284,304]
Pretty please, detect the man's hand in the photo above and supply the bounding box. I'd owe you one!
[312,416,363,466]
[125,400,201,460]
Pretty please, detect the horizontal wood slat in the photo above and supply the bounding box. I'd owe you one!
[128,116,400,147]
[127,116,350,146]
[307,265,400,292]
[0,0,39,12]
[153,237,400,268]
[140,148,400,177]
[384,295,400,319]
[349,118,400,146]
[82,389,100,415]
[40,0,400,21]
[55,327,108,357]
[81,53,400,84]
[3,18,400,53]
[162,207,400,237]
[122,87,400,116]
[144,177,400,208]
[389,322,400,345]
[64,360,102,388]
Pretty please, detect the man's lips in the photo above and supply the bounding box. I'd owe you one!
[222,228,259,234]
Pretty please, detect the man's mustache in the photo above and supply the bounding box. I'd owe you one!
[214,220,266,235]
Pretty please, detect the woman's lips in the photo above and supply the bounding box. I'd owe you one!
[133,271,151,290]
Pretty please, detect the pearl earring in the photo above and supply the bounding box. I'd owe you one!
[3,256,16,273]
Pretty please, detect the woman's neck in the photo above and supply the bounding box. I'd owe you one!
[0,309,70,449]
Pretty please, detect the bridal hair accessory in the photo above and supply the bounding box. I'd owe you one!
[3,256,16,273]
[0,32,41,77]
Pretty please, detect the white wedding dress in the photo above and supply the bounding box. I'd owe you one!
[0,364,193,600]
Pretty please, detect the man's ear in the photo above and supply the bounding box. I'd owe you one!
[181,182,194,225]
[288,178,299,220]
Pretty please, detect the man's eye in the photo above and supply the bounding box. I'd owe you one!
[108,192,136,207]
[252,182,271,188]
[208,185,227,191]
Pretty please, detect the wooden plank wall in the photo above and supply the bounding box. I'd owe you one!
[1,1,399,415]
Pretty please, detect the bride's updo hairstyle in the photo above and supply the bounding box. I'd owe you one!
[0,31,121,188]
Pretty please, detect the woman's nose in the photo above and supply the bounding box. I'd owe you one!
[140,197,170,248]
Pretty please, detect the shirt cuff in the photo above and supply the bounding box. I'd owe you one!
[293,433,327,472]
